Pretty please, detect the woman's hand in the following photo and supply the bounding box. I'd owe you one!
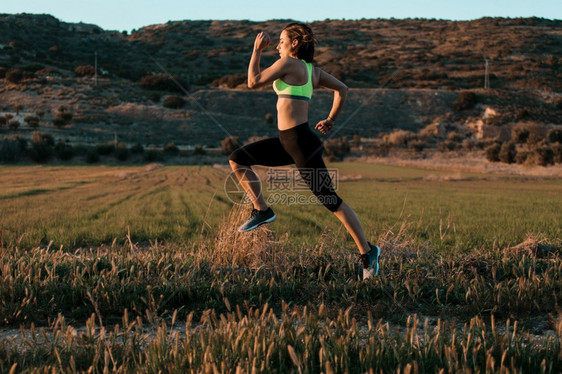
[315,118,335,134]
[254,32,271,51]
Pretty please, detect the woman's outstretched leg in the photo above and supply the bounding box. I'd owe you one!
[229,160,276,232]
[229,160,268,211]
[333,201,381,278]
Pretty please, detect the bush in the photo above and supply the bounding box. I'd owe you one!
[384,130,412,147]
[5,69,23,84]
[452,91,477,111]
[144,150,159,162]
[139,74,187,93]
[437,140,458,152]
[24,115,40,129]
[29,133,55,163]
[485,142,501,162]
[193,144,206,155]
[511,125,530,144]
[131,143,144,154]
[53,108,73,128]
[529,144,554,166]
[210,73,247,88]
[96,143,114,155]
[74,65,95,77]
[164,142,180,155]
[551,142,562,164]
[0,116,6,127]
[499,142,516,164]
[55,142,74,161]
[515,150,529,165]
[408,139,425,152]
[547,128,562,143]
[0,136,27,162]
[324,137,350,160]
[114,143,129,161]
[163,95,185,109]
[8,119,20,130]
[86,149,100,163]
[221,136,241,155]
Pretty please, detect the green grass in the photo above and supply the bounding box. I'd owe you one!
[0,163,559,250]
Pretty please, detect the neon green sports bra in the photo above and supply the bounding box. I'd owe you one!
[273,60,313,101]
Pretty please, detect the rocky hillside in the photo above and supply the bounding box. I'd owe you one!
[0,14,561,165]
[1,14,561,90]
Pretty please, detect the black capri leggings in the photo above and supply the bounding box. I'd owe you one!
[229,122,343,212]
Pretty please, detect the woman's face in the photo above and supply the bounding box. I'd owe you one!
[277,30,296,58]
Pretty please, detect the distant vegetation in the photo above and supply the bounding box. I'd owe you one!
[0,14,561,90]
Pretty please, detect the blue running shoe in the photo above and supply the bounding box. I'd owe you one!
[238,207,276,232]
[361,243,381,280]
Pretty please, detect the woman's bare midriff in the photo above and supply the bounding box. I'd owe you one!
[276,98,309,130]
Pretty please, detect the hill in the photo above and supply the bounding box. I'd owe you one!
[0,14,561,166]
[1,14,561,89]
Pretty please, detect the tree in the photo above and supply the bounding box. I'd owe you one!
[221,136,240,155]
[13,104,23,115]
[24,115,40,129]
[53,107,73,128]
[74,65,95,77]
[6,69,23,84]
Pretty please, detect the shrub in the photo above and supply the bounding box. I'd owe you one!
[164,142,180,155]
[0,67,6,79]
[139,74,187,93]
[527,123,545,145]
[551,142,562,164]
[324,137,350,160]
[528,144,554,166]
[210,73,247,88]
[515,150,529,164]
[437,140,458,152]
[384,130,412,147]
[8,119,20,130]
[29,133,55,163]
[53,108,73,128]
[96,143,114,155]
[0,116,6,127]
[5,69,23,84]
[86,149,100,163]
[221,136,241,155]
[55,142,74,161]
[131,143,144,154]
[0,136,27,162]
[24,115,40,129]
[511,125,530,144]
[498,141,516,164]
[114,143,129,161]
[193,144,206,155]
[352,134,361,147]
[408,139,425,152]
[163,95,185,109]
[547,128,562,143]
[144,150,159,162]
[485,142,501,162]
[452,91,477,111]
[74,65,95,77]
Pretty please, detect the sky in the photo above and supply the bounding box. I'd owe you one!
[1,0,560,32]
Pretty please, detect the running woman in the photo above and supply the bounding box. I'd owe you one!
[229,23,380,279]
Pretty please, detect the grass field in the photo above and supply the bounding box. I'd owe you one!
[0,163,560,250]
[0,163,561,372]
